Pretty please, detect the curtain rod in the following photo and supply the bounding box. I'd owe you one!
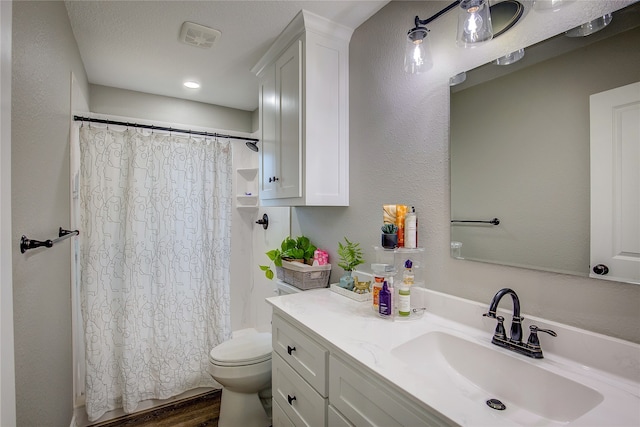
[73,115,259,142]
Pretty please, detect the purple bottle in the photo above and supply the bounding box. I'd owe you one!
[379,281,392,317]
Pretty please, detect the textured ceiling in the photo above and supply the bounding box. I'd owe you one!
[65,1,389,112]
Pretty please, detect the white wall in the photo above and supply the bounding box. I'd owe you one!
[12,2,90,425]
[90,84,253,133]
[292,0,640,344]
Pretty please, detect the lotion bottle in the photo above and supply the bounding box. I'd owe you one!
[399,260,413,317]
[378,281,392,317]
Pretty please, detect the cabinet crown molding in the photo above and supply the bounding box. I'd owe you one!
[251,9,354,77]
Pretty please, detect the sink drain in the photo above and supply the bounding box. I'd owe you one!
[486,398,506,410]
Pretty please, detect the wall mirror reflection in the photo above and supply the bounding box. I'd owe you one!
[450,2,640,283]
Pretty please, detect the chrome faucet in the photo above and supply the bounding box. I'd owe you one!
[483,288,556,359]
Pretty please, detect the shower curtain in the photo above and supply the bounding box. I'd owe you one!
[78,125,232,421]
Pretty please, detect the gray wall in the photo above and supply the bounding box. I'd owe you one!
[12,1,90,425]
[90,84,253,133]
[451,27,640,275]
[292,1,640,343]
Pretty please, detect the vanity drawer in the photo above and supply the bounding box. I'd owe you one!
[328,404,354,427]
[330,355,447,427]
[272,399,296,427]
[273,314,328,396]
[273,352,327,427]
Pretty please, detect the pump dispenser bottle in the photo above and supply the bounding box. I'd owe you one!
[399,260,413,317]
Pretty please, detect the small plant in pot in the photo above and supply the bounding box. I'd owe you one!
[259,236,317,280]
[337,237,365,291]
[381,223,399,249]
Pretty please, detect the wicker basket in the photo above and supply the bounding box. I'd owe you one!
[276,260,331,290]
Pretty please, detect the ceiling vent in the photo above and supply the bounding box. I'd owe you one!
[179,22,221,49]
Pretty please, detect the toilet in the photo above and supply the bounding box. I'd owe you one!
[208,280,301,427]
[208,330,273,427]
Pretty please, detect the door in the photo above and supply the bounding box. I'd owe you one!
[259,64,278,199]
[0,1,16,424]
[590,81,640,284]
[275,39,302,199]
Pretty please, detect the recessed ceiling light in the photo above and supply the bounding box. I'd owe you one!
[184,81,201,89]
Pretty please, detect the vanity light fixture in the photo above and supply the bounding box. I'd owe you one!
[404,23,432,74]
[404,0,524,74]
[457,0,494,47]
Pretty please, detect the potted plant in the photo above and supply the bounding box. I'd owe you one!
[259,235,317,279]
[381,223,398,249]
[337,237,365,291]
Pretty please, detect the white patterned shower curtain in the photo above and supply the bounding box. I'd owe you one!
[78,125,232,421]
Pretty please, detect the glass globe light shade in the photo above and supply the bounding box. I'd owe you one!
[404,28,433,74]
[457,0,493,47]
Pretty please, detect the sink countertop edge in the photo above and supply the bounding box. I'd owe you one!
[266,288,640,427]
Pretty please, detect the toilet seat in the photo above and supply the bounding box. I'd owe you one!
[209,332,272,367]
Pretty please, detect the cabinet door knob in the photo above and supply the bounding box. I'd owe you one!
[592,264,609,275]
[287,345,296,355]
[287,395,297,405]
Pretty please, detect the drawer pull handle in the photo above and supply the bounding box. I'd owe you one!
[287,395,297,405]
[287,345,296,355]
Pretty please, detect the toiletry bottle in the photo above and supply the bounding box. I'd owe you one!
[379,281,392,317]
[405,207,417,249]
[396,205,407,247]
[399,260,413,317]
[372,276,384,312]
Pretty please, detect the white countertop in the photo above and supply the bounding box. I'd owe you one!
[267,287,640,427]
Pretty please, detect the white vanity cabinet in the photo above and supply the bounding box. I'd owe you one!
[329,355,443,427]
[252,10,351,207]
[272,313,446,427]
[272,314,328,426]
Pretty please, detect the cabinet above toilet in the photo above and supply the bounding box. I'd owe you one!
[252,10,352,207]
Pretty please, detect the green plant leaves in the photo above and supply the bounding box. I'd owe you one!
[337,237,364,272]
[260,235,318,279]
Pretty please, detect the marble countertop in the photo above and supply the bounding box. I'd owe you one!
[267,287,640,426]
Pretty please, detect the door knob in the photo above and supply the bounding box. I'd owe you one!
[255,213,269,230]
[592,264,609,275]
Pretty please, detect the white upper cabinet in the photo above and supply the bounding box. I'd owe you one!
[252,10,352,206]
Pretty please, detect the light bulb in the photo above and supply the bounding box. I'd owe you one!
[457,0,493,47]
[404,28,432,74]
[464,11,483,36]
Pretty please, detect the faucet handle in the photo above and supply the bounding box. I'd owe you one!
[527,325,557,348]
[494,316,506,340]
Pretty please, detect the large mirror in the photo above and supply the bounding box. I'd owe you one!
[450,2,639,281]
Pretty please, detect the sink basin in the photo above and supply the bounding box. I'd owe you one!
[391,331,604,423]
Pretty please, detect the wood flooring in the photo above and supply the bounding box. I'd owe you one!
[90,390,221,427]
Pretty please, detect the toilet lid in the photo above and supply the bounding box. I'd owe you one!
[209,332,272,366]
